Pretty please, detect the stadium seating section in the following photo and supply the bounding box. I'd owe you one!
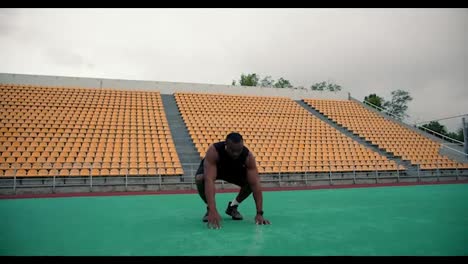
[0,84,183,177]
[0,83,465,178]
[303,99,468,170]
[175,92,402,174]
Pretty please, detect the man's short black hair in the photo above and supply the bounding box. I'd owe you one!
[226,132,243,143]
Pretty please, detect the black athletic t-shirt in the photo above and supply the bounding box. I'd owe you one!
[213,141,250,178]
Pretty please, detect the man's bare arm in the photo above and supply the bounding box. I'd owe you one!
[245,152,262,213]
[246,152,270,225]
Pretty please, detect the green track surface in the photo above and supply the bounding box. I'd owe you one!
[1,184,467,256]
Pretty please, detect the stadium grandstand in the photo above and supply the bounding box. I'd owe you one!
[0,73,467,196]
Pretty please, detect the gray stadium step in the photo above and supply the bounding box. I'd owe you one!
[161,94,201,178]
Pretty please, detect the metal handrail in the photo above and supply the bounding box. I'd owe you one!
[1,160,467,192]
[441,144,468,157]
[362,100,402,120]
[418,126,464,145]
[414,114,468,125]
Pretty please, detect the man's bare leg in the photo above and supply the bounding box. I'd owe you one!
[195,174,207,204]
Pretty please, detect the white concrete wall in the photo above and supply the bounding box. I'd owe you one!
[0,73,349,100]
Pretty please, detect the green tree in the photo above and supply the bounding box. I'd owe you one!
[383,90,413,120]
[274,78,293,88]
[310,81,342,92]
[232,73,293,89]
[327,82,342,92]
[421,121,447,135]
[259,76,274,87]
[447,128,464,142]
[310,81,326,91]
[364,94,385,111]
[239,73,259,86]
[419,122,464,142]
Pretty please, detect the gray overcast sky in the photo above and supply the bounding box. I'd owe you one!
[1,8,467,131]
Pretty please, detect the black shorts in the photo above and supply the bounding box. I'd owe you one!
[195,159,248,187]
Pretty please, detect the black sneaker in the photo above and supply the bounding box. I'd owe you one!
[225,201,243,220]
[202,207,209,222]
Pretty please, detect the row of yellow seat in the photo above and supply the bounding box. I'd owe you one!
[0,168,183,177]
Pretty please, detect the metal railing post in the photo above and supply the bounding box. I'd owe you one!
[329,160,332,185]
[125,169,128,192]
[396,164,400,183]
[53,174,56,193]
[353,160,356,184]
[190,164,194,190]
[436,159,440,182]
[417,164,421,182]
[13,172,16,194]
[304,161,308,186]
[146,161,149,188]
[278,162,282,187]
[375,159,378,184]
[90,163,93,190]
[90,168,93,192]
[159,173,162,190]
